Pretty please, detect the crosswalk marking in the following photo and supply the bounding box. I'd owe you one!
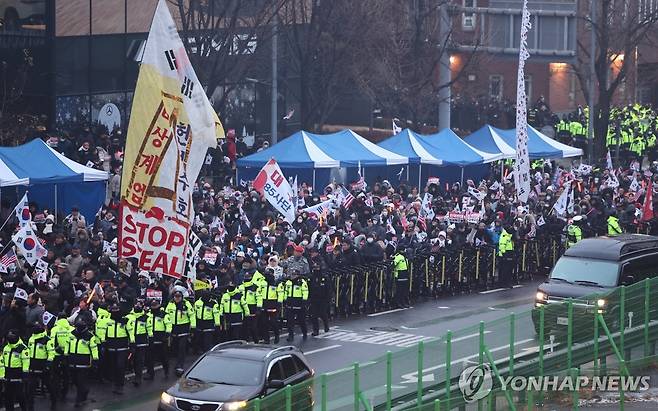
[315,329,435,348]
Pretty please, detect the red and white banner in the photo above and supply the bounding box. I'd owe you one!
[513,0,532,203]
[253,159,295,223]
[642,181,654,222]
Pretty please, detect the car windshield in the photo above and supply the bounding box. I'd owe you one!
[187,356,263,386]
[550,256,619,287]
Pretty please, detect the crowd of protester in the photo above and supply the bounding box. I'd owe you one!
[0,113,655,409]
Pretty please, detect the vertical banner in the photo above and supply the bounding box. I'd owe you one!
[513,0,532,203]
[252,159,296,223]
[118,0,225,278]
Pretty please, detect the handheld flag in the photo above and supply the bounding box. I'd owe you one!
[14,193,31,228]
[12,225,47,265]
[642,181,654,222]
[252,159,296,223]
[14,287,28,301]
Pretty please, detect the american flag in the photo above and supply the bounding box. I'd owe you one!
[338,186,355,209]
[0,249,17,267]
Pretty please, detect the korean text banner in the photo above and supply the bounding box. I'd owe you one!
[252,159,296,223]
[119,0,224,278]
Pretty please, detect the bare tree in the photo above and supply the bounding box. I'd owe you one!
[171,0,284,114]
[351,0,483,130]
[572,0,658,157]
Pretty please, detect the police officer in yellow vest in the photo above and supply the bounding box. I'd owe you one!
[607,211,623,236]
[241,271,264,343]
[498,226,515,287]
[2,329,29,411]
[65,321,99,408]
[393,247,409,308]
[165,290,196,376]
[219,282,250,341]
[97,304,130,394]
[25,320,56,410]
[566,215,583,247]
[260,269,285,344]
[193,292,220,352]
[126,300,149,386]
[50,312,74,401]
[285,270,309,341]
[146,299,171,380]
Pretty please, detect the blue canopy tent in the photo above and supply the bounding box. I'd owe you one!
[236,131,340,188]
[0,139,108,221]
[379,128,501,186]
[464,125,584,159]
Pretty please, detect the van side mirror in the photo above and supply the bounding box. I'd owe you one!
[268,379,285,389]
[621,275,635,286]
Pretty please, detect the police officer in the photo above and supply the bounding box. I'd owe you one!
[219,282,250,341]
[25,320,56,410]
[566,216,583,247]
[498,225,515,287]
[145,299,171,380]
[65,321,99,408]
[50,312,74,401]
[607,211,623,236]
[165,291,196,376]
[309,263,331,336]
[392,247,409,308]
[193,292,220,352]
[2,329,28,411]
[260,269,284,344]
[97,304,130,394]
[285,270,309,341]
[241,271,263,343]
[126,300,149,386]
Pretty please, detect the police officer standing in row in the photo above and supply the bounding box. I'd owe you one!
[194,292,220,352]
[260,269,284,344]
[165,291,196,376]
[220,282,249,341]
[392,247,409,308]
[2,329,29,411]
[25,319,56,410]
[65,320,99,408]
[309,256,331,336]
[146,299,171,380]
[126,300,149,386]
[285,270,309,341]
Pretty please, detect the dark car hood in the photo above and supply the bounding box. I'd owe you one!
[538,280,611,300]
[168,378,261,403]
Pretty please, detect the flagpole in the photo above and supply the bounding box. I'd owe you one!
[418,164,422,188]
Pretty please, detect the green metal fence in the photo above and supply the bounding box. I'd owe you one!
[247,276,658,411]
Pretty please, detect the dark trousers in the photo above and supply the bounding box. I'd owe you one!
[311,301,330,334]
[132,346,146,383]
[395,275,409,307]
[498,256,515,287]
[197,329,215,352]
[244,314,260,343]
[3,380,25,411]
[106,349,128,390]
[52,356,69,399]
[71,367,90,404]
[262,310,280,343]
[286,306,307,338]
[171,334,188,371]
[26,371,55,410]
[146,341,169,377]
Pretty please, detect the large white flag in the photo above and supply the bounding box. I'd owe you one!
[419,193,435,220]
[12,225,47,265]
[252,159,296,223]
[513,0,532,203]
[118,0,224,279]
[301,199,336,218]
[552,181,574,216]
[14,193,30,228]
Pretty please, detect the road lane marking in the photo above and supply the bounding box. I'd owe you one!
[316,329,434,347]
[512,285,524,289]
[438,306,450,309]
[304,345,342,355]
[367,307,413,317]
[479,288,507,294]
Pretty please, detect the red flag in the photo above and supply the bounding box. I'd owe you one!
[642,181,654,222]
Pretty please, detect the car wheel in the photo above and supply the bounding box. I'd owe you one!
[3,8,19,31]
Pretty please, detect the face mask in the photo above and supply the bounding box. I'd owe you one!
[297,218,303,223]
[7,334,18,344]
[367,238,374,243]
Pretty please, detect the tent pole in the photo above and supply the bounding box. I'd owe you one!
[501,161,504,181]
[418,164,422,188]
[460,167,464,185]
[54,184,58,223]
[312,169,316,192]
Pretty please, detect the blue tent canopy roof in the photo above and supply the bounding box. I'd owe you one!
[378,129,443,165]
[236,131,339,169]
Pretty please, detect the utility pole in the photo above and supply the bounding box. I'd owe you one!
[438,2,452,130]
[587,0,596,163]
[271,12,279,144]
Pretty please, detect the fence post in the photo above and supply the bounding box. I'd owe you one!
[335,276,340,309]
[442,255,446,286]
[254,398,261,411]
[353,362,360,411]
[593,304,599,370]
[364,271,369,305]
[434,398,441,411]
[446,331,452,411]
[644,278,650,357]
[522,243,527,273]
[509,313,515,376]
[417,341,424,406]
[479,321,485,411]
[476,249,480,282]
[386,351,392,411]
[567,300,573,368]
[285,385,292,411]
[570,368,579,411]
[458,251,463,284]
[409,261,414,294]
[620,286,626,355]
[321,374,328,411]
[538,306,544,406]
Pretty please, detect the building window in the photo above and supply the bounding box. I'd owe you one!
[462,0,477,30]
[524,75,533,104]
[230,34,257,55]
[489,75,503,100]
